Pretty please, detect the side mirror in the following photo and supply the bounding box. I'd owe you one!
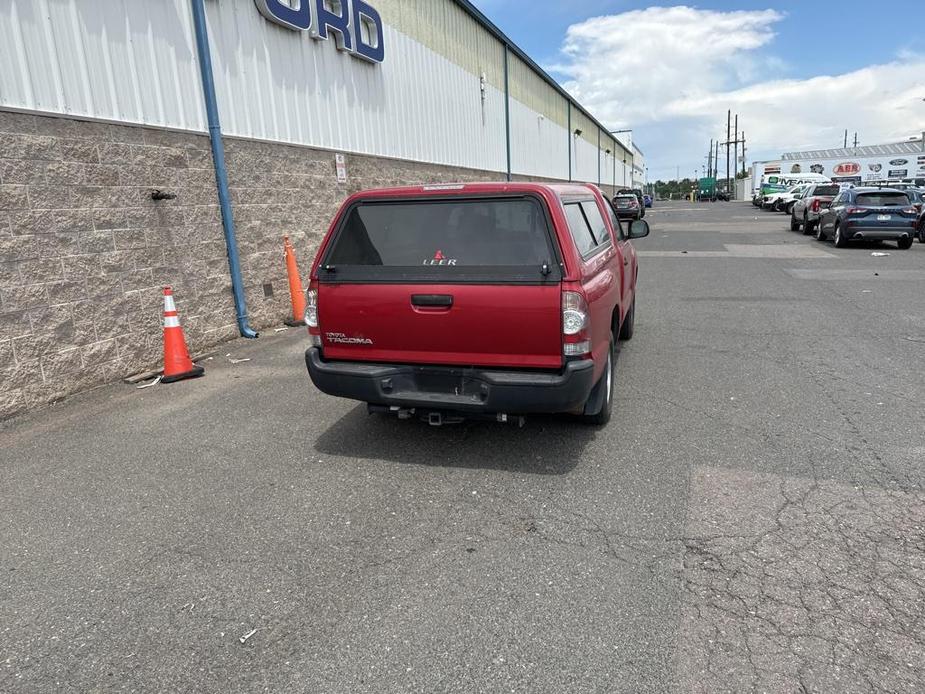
[627,219,649,239]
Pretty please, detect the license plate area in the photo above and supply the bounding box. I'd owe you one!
[877,214,891,221]
[410,369,486,399]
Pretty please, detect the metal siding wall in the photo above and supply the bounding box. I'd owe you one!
[202,0,506,172]
[0,0,623,181]
[508,52,567,130]
[573,136,599,184]
[0,0,205,130]
[392,0,504,90]
[509,97,568,180]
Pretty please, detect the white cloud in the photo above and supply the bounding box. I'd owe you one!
[667,60,925,154]
[552,6,925,179]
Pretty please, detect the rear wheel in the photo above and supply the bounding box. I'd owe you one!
[803,215,816,236]
[815,221,826,241]
[582,340,613,426]
[898,237,913,250]
[834,223,849,248]
[918,222,925,243]
[790,213,801,231]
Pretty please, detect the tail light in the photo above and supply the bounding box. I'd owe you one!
[305,281,321,347]
[562,291,590,357]
[901,207,916,215]
[846,207,865,215]
[811,198,820,213]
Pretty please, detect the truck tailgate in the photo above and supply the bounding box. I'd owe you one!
[318,283,562,368]
[315,194,564,369]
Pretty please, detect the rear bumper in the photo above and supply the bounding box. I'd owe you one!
[846,226,912,240]
[305,348,596,414]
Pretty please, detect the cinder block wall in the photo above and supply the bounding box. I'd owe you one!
[0,110,522,419]
[0,111,237,419]
[221,137,500,330]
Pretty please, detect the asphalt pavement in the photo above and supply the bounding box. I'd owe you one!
[2,200,924,693]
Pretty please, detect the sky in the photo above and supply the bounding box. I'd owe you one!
[471,0,925,181]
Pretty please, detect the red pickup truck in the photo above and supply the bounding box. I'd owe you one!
[303,182,649,425]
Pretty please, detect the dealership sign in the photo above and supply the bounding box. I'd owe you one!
[255,0,384,63]
[832,161,860,176]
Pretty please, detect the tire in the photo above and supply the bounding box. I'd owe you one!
[898,237,913,250]
[582,340,614,426]
[804,215,816,236]
[619,298,635,341]
[918,222,925,243]
[815,220,826,241]
[833,223,849,248]
[790,213,801,231]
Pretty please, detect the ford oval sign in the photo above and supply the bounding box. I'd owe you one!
[889,158,908,166]
[255,0,384,63]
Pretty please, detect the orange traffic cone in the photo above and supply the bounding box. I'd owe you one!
[161,287,204,383]
[283,235,307,327]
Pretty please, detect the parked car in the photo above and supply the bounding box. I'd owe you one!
[617,188,645,217]
[767,185,807,213]
[790,183,840,234]
[760,187,792,210]
[816,187,917,249]
[613,193,643,220]
[913,191,925,242]
[304,182,649,426]
[643,194,653,208]
[905,188,924,216]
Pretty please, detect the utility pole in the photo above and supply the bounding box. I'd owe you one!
[725,109,731,197]
[844,129,848,148]
[741,131,747,176]
[708,139,713,179]
[719,124,746,198]
[733,113,739,195]
[853,132,858,148]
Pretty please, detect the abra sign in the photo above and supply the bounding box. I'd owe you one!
[254,0,384,63]
[832,161,860,176]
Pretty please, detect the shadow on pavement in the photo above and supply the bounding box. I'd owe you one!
[314,404,598,475]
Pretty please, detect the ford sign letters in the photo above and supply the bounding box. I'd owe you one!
[255,0,384,63]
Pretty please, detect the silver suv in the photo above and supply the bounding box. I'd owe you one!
[790,183,841,235]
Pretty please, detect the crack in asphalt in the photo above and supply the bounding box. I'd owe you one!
[676,469,925,693]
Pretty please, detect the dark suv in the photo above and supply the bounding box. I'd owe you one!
[816,188,917,249]
[616,188,645,218]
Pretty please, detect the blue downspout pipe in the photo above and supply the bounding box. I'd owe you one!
[190,0,258,339]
